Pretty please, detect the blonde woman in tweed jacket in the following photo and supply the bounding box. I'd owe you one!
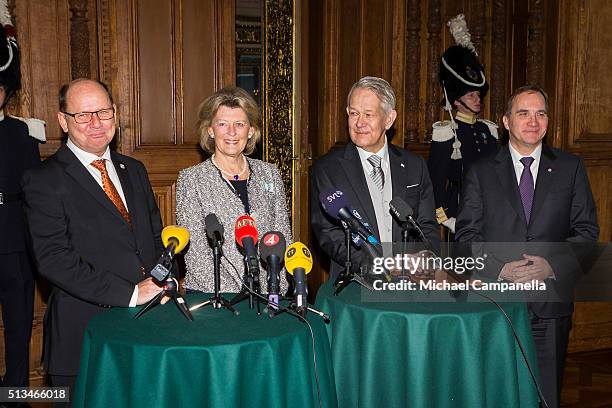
[176,87,292,293]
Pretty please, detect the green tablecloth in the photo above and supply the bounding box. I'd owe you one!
[73,294,337,408]
[315,282,540,408]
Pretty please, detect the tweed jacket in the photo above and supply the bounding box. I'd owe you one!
[176,157,292,293]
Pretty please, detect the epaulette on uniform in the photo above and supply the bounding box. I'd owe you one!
[11,115,46,142]
[477,118,499,140]
[432,120,455,142]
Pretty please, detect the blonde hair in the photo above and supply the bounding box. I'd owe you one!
[197,86,261,154]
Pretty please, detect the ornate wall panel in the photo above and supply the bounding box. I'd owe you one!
[490,0,508,123]
[424,0,442,143]
[525,0,544,85]
[69,0,91,79]
[469,0,486,58]
[403,0,421,143]
[263,0,294,221]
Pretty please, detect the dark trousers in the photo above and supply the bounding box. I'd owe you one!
[530,314,572,408]
[0,252,34,387]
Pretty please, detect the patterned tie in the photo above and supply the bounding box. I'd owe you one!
[90,159,131,226]
[367,154,384,191]
[519,156,535,224]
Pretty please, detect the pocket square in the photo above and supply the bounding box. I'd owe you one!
[406,183,419,188]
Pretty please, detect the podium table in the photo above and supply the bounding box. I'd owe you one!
[315,282,540,408]
[73,293,337,408]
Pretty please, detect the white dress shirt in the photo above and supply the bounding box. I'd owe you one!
[508,142,542,189]
[66,139,139,306]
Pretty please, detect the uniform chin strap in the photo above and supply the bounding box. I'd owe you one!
[442,85,462,160]
[456,98,481,115]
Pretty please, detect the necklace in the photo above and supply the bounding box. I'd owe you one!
[211,154,248,181]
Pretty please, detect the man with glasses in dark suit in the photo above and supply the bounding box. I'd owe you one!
[22,79,166,400]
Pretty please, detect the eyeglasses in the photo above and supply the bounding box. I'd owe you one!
[62,108,115,124]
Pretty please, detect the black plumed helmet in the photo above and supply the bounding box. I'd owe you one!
[439,45,488,104]
[0,23,20,98]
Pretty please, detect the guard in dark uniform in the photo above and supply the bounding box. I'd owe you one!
[0,16,41,389]
[428,14,498,235]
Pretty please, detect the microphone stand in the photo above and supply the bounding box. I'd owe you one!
[230,260,265,314]
[400,222,413,280]
[134,265,194,321]
[333,224,374,295]
[288,302,331,323]
[189,241,238,315]
[266,298,331,324]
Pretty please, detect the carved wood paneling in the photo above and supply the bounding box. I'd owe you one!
[13,0,71,157]
[263,0,294,218]
[105,0,234,172]
[424,0,442,142]
[469,0,486,58]
[526,0,544,84]
[151,180,176,226]
[69,0,91,79]
[98,0,113,87]
[550,1,612,353]
[404,0,420,143]
[490,0,508,124]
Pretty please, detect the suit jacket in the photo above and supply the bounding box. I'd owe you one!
[22,144,163,376]
[176,158,292,293]
[0,116,40,254]
[455,144,599,317]
[311,141,439,279]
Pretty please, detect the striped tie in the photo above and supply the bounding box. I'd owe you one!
[90,159,132,226]
[367,154,384,191]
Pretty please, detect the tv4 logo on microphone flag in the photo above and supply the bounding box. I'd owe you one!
[262,232,280,247]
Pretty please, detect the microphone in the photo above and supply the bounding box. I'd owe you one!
[389,197,434,253]
[284,242,313,316]
[205,213,224,249]
[319,189,382,258]
[150,225,190,282]
[259,231,286,309]
[235,215,261,276]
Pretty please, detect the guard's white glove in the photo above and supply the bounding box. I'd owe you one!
[442,217,456,234]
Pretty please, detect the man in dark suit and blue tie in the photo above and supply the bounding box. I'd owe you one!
[311,76,439,279]
[456,85,599,407]
[22,79,167,399]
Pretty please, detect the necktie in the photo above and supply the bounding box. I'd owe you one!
[367,154,384,191]
[90,159,131,226]
[519,156,535,224]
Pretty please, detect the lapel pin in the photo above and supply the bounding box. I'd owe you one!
[547,168,552,172]
[119,163,126,169]
[400,163,405,168]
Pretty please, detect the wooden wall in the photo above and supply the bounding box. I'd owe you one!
[0,0,610,385]
[4,0,235,385]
